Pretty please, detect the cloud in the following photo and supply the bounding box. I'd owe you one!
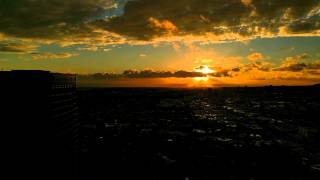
[247,52,263,62]
[77,73,122,80]
[148,17,178,33]
[275,63,307,72]
[308,70,320,75]
[215,53,320,81]
[171,42,181,51]
[77,46,98,51]
[78,53,320,83]
[286,15,320,34]
[231,61,273,74]
[0,0,319,48]
[97,0,320,41]
[273,54,310,72]
[274,60,320,72]
[79,67,240,79]
[0,0,129,48]
[0,0,319,46]
[122,69,206,78]
[307,61,320,70]
[0,42,37,53]
[32,52,79,60]
[0,0,118,39]
[174,70,206,78]
[98,0,251,40]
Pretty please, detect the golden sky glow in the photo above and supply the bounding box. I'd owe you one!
[1,0,320,87]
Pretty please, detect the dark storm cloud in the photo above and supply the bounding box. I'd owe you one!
[0,0,117,40]
[97,0,252,40]
[0,0,319,42]
[287,14,320,33]
[98,0,320,40]
[252,0,318,19]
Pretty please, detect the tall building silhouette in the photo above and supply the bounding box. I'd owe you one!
[1,70,80,180]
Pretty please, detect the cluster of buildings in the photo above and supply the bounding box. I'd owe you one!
[1,70,80,180]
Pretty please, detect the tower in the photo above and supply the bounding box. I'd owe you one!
[1,70,80,180]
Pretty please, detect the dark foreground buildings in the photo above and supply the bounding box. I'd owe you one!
[1,70,80,180]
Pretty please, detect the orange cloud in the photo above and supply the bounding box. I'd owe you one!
[148,17,178,33]
[171,42,181,51]
[32,52,79,60]
[247,53,263,62]
[77,46,98,51]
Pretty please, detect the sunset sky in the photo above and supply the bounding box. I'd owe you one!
[1,0,320,87]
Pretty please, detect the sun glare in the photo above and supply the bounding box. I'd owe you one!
[195,65,215,75]
[193,77,209,82]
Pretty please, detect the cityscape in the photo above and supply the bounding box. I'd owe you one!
[1,0,320,179]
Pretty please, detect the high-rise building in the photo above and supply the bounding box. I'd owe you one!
[1,70,80,180]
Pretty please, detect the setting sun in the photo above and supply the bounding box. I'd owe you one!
[195,65,215,75]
